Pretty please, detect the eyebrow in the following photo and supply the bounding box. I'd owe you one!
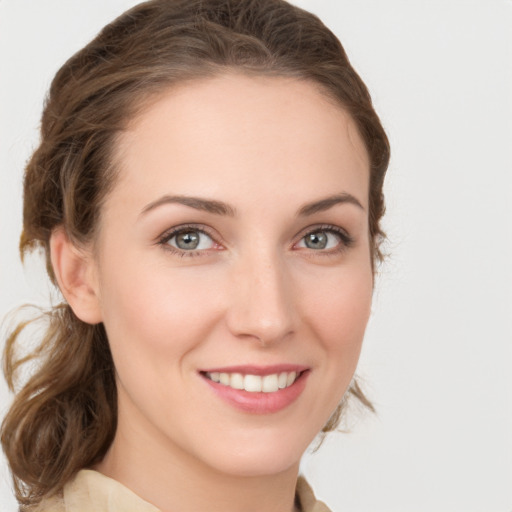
[298,193,365,216]
[140,195,236,217]
[140,192,364,218]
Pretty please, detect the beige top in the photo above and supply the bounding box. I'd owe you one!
[35,470,332,512]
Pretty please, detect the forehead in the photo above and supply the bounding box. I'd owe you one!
[109,74,370,213]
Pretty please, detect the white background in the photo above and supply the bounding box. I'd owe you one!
[1,1,511,511]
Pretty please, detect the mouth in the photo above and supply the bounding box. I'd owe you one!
[199,365,310,414]
[202,370,302,393]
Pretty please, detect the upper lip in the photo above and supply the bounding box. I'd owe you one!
[199,364,309,376]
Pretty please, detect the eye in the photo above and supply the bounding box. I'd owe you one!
[299,231,339,250]
[163,228,216,252]
[302,231,335,250]
[295,226,353,252]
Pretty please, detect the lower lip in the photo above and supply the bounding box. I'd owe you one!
[201,371,310,414]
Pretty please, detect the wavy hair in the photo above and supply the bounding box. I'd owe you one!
[2,0,389,508]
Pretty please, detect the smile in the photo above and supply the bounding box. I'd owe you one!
[204,371,299,393]
[200,365,310,414]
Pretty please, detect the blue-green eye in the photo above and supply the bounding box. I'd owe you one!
[297,227,352,251]
[303,232,330,249]
[166,229,215,251]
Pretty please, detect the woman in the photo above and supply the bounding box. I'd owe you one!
[1,0,389,510]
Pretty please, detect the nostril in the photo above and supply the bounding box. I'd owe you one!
[225,261,296,344]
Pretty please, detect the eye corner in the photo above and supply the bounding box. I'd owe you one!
[293,224,355,254]
[156,224,223,257]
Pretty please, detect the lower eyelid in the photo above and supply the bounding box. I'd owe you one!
[296,227,353,248]
[157,225,353,257]
[157,225,225,257]
[171,231,214,250]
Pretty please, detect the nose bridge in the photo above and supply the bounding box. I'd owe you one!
[227,245,295,345]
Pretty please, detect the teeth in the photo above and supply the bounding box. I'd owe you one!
[244,374,262,392]
[230,373,244,390]
[205,371,300,393]
[262,374,278,393]
[286,371,297,387]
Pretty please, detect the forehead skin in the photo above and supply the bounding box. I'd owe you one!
[106,74,370,220]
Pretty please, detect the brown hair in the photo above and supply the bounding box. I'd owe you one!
[2,0,389,508]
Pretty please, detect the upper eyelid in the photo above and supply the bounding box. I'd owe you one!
[292,225,355,252]
[156,223,354,250]
[157,223,218,243]
[294,224,352,241]
[156,225,222,257]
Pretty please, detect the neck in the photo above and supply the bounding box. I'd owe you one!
[95,400,301,512]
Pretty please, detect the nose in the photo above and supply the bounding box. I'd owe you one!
[225,251,296,346]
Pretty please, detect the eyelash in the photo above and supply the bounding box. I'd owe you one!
[297,224,355,255]
[157,224,219,258]
[156,223,355,257]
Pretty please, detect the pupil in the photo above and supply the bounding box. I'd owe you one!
[305,232,327,249]
[176,231,199,250]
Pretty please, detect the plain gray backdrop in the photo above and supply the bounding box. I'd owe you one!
[1,1,511,510]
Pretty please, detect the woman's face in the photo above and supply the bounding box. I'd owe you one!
[91,74,372,477]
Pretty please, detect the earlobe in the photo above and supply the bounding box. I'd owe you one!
[50,227,103,324]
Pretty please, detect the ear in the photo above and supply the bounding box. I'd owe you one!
[50,227,103,324]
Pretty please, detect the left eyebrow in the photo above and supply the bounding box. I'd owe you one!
[297,193,365,216]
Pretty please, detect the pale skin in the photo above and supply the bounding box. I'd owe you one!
[50,74,373,512]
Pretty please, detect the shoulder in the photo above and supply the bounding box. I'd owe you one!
[32,472,330,512]
[30,470,160,512]
[296,476,332,512]
[31,493,65,512]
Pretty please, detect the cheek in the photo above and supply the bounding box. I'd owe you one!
[97,258,223,374]
[301,263,373,351]
[290,261,373,432]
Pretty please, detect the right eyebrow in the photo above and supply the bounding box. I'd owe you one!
[139,195,237,218]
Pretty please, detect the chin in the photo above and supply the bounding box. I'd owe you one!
[208,451,301,478]
[188,424,316,478]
